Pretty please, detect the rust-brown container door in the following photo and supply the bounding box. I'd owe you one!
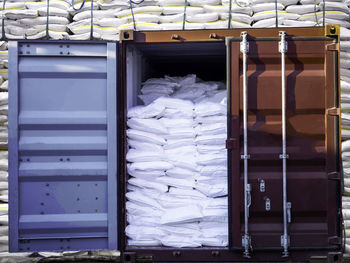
[228,35,342,251]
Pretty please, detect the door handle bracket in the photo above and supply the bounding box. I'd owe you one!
[326,107,340,116]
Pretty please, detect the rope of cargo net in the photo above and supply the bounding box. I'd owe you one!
[275,0,278,28]
[323,0,325,27]
[46,0,50,39]
[71,0,94,39]
[129,0,146,31]
[228,0,232,29]
[1,0,7,41]
[182,0,188,30]
[313,0,319,25]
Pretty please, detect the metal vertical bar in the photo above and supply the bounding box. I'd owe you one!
[323,0,325,27]
[8,41,19,252]
[107,42,118,249]
[240,31,251,258]
[279,31,290,258]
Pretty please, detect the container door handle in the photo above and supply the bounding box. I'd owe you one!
[240,31,252,258]
[279,31,291,258]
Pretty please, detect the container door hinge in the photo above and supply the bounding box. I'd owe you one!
[328,171,340,180]
[242,234,251,258]
[326,43,339,51]
[328,236,342,245]
[226,138,237,149]
[326,107,341,116]
[280,234,290,248]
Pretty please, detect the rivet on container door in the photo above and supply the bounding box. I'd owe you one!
[171,34,180,40]
[264,197,271,211]
[172,251,181,257]
[212,251,220,257]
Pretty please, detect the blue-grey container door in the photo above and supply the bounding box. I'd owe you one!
[8,41,118,252]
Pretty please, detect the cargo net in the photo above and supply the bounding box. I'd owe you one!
[126,75,228,248]
[0,0,350,40]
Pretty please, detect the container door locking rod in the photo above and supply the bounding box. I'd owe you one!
[279,31,291,258]
[240,31,252,258]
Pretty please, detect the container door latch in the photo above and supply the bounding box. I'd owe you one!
[240,31,252,259]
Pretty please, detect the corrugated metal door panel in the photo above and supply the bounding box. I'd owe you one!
[229,38,341,250]
[8,41,118,252]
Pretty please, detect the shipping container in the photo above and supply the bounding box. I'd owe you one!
[8,26,343,262]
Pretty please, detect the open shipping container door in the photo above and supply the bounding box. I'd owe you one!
[227,31,342,256]
[8,41,118,252]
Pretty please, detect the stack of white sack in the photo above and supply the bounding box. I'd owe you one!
[126,75,228,247]
[296,0,350,27]
[68,1,161,40]
[0,42,7,92]
[1,0,71,39]
[340,28,350,139]
[0,91,7,148]
[0,151,6,204]
[0,42,7,149]
[115,4,163,32]
[158,0,213,30]
[205,0,253,29]
[21,0,70,39]
[67,0,127,40]
[344,196,350,256]
[0,151,8,253]
[337,28,350,256]
[0,1,33,39]
[0,40,7,254]
[249,0,301,28]
[0,203,8,252]
[343,141,350,196]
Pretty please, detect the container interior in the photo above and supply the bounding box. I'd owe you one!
[126,42,226,109]
[124,41,228,248]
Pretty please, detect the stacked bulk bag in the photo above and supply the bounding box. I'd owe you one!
[1,0,350,39]
[1,0,71,39]
[340,26,350,257]
[0,43,7,254]
[297,0,350,27]
[126,75,228,247]
[341,28,350,139]
[0,1,30,39]
[67,0,113,40]
[22,0,70,39]
[0,203,7,252]
[203,0,253,29]
[0,43,7,150]
[116,5,162,32]
[251,0,288,28]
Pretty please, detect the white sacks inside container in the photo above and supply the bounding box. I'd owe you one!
[126,75,228,247]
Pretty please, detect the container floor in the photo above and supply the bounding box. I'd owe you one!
[1,253,350,263]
